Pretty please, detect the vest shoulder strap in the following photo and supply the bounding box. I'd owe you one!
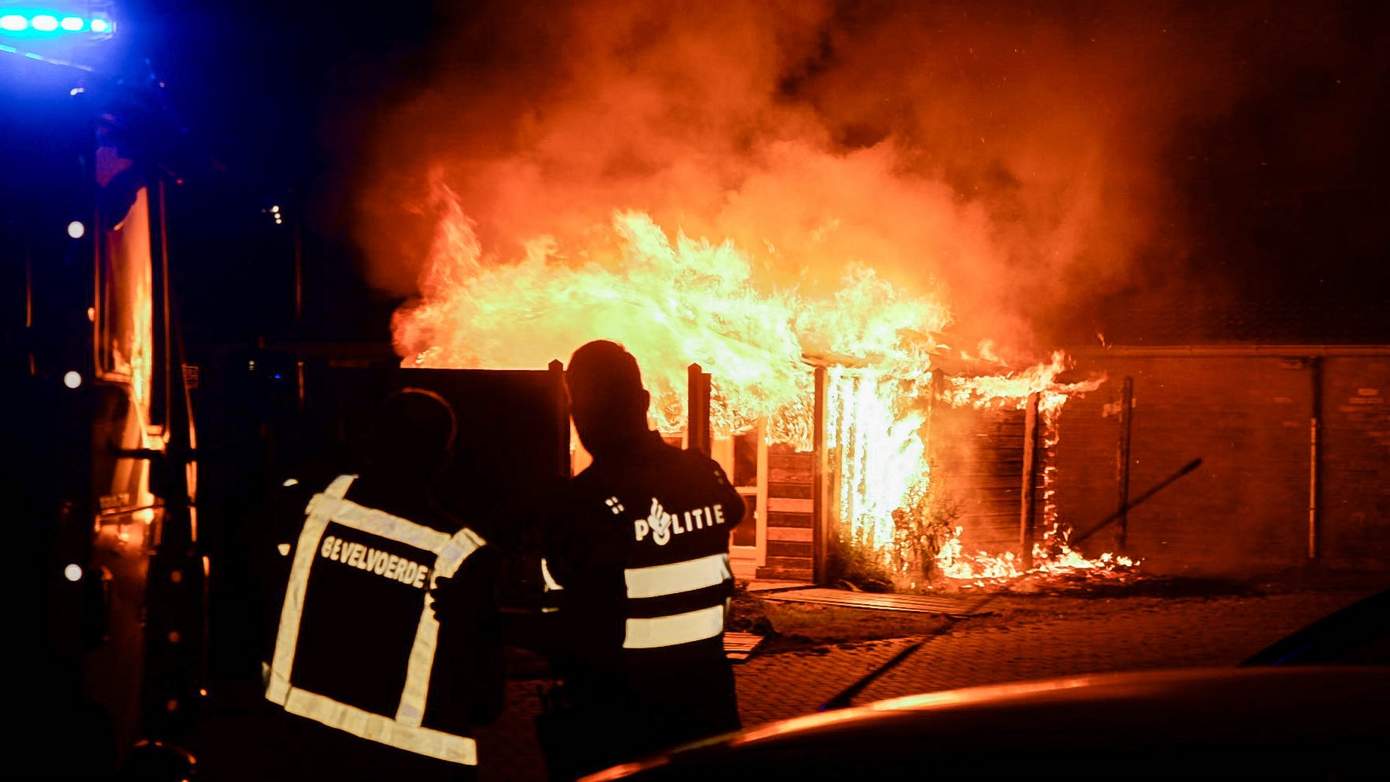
[324,474,357,499]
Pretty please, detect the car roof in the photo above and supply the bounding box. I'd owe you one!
[589,667,1390,780]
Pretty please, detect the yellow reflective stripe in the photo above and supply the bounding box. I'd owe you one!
[266,486,340,704]
[324,474,356,499]
[623,604,725,649]
[330,500,452,554]
[268,475,485,759]
[540,557,563,592]
[284,687,477,766]
[624,552,730,599]
[396,527,484,727]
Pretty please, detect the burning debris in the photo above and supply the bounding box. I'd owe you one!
[394,183,1131,592]
[936,522,1139,590]
[368,2,1199,594]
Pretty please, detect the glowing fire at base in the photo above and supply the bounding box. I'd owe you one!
[397,183,1135,590]
[932,399,1140,587]
[936,522,1139,587]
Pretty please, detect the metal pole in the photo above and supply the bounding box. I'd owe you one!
[812,365,829,585]
[291,214,303,324]
[1308,357,1322,560]
[1072,458,1204,546]
[1019,392,1040,568]
[1117,377,1134,550]
[295,359,306,413]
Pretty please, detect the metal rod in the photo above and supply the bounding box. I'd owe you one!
[1019,392,1039,568]
[1117,376,1134,549]
[1071,458,1203,546]
[1308,357,1322,559]
[818,591,1006,712]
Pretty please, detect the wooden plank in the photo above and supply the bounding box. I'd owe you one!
[724,631,764,662]
[761,588,992,616]
[768,497,813,513]
[767,482,814,499]
[767,540,813,558]
[766,526,813,543]
[768,450,813,470]
[745,579,813,593]
[768,467,814,484]
[761,555,813,571]
[766,512,814,528]
[757,567,814,581]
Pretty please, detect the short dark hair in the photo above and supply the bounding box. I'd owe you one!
[566,340,645,405]
[368,387,457,469]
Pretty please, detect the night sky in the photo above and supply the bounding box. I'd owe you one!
[127,0,1390,348]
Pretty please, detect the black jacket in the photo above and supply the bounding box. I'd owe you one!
[545,431,746,674]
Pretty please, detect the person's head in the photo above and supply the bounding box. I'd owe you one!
[566,340,651,459]
[364,387,458,480]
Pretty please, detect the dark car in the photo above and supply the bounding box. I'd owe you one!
[589,586,1390,780]
[585,667,1389,779]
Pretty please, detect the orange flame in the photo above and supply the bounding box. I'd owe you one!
[395,180,949,445]
[396,181,1131,587]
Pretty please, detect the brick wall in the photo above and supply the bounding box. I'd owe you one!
[1050,348,1390,577]
[1322,357,1390,566]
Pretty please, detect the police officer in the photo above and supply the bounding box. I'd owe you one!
[540,341,746,779]
[261,388,503,780]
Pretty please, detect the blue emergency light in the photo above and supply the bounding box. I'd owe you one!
[0,7,114,39]
[0,4,115,70]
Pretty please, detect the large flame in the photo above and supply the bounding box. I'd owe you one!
[395,180,948,444]
[397,182,1131,587]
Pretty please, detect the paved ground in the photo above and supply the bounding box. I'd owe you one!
[473,589,1365,781]
[196,588,1369,780]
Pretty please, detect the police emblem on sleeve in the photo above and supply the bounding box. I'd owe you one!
[647,498,673,545]
[633,497,727,546]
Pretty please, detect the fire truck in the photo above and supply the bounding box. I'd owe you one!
[4,6,205,773]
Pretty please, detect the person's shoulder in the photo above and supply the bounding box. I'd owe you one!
[669,444,730,479]
[569,463,603,494]
[559,465,614,513]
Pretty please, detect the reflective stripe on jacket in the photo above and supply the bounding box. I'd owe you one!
[623,552,732,649]
[265,474,485,766]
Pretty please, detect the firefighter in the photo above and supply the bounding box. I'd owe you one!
[260,388,503,780]
[539,340,746,779]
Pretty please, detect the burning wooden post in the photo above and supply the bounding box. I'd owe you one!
[813,365,830,584]
[687,362,712,456]
[1019,392,1041,569]
[1116,376,1134,550]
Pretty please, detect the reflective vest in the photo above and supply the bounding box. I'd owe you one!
[623,550,732,650]
[548,436,746,666]
[265,475,485,766]
[614,485,739,654]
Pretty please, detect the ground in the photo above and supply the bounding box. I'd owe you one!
[195,582,1374,781]
[468,584,1369,782]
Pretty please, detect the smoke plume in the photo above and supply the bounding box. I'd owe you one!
[353,0,1362,354]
